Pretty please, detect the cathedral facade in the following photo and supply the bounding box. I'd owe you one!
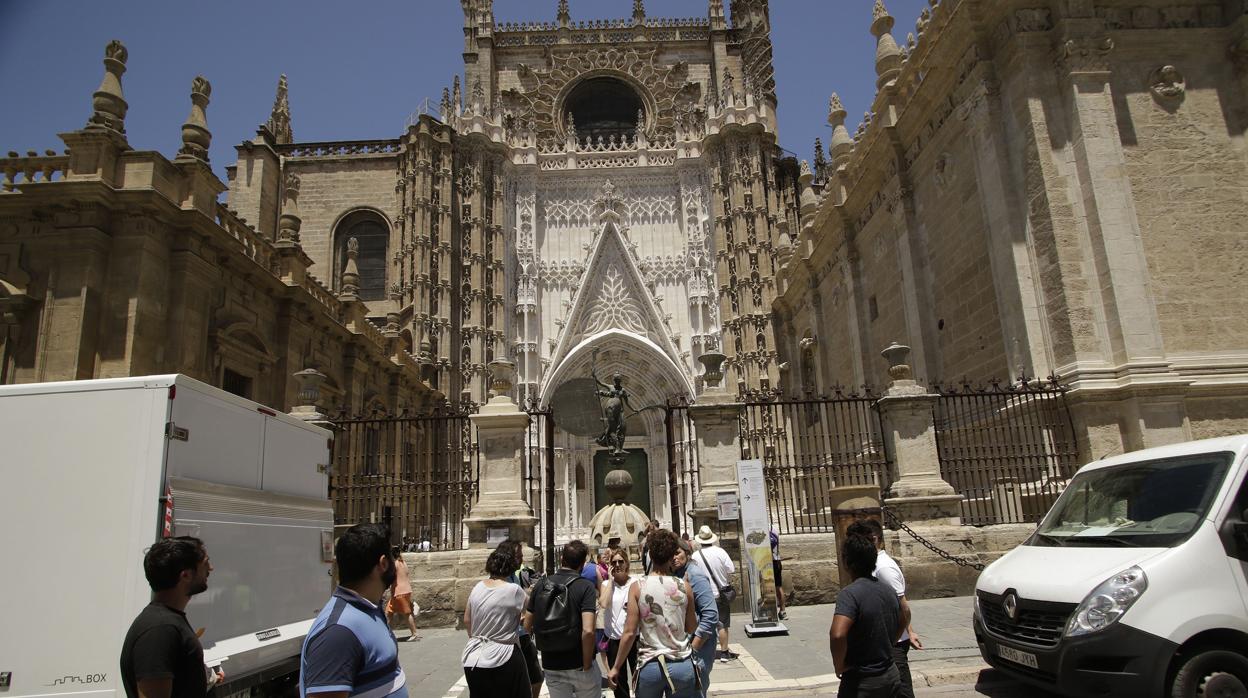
[3,0,1248,533]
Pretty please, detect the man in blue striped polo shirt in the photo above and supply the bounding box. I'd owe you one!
[300,524,408,698]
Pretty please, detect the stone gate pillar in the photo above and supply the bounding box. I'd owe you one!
[689,353,745,532]
[876,343,962,526]
[464,359,538,547]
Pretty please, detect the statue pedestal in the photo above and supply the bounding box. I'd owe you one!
[463,395,537,548]
[878,381,962,527]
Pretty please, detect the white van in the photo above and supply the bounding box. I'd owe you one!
[974,434,1248,698]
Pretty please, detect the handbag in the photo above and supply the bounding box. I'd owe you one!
[697,549,737,603]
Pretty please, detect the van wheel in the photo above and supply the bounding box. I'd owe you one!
[1171,649,1248,698]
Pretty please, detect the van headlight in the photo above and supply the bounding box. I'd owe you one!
[1065,566,1147,637]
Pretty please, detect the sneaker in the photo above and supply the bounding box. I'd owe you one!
[778,610,788,620]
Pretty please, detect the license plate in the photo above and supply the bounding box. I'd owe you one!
[997,644,1039,669]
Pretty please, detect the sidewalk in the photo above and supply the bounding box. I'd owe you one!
[406,596,988,698]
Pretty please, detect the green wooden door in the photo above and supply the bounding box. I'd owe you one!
[593,448,650,516]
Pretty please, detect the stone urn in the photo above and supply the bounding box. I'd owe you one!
[697,352,728,390]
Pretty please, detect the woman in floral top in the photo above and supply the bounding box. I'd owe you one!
[607,529,700,697]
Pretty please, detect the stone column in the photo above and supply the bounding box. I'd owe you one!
[875,343,962,526]
[689,353,745,531]
[463,359,537,547]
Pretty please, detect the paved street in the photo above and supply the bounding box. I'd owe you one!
[404,595,1031,697]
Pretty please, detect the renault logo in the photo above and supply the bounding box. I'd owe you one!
[1003,593,1020,622]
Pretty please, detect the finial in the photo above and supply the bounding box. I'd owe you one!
[278,172,302,245]
[340,237,360,300]
[264,74,293,145]
[440,87,452,120]
[176,76,212,163]
[452,75,462,113]
[829,93,853,167]
[633,0,645,23]
[87,39,129,133]
[871,0,903,89]
[708,0,726,29]
[557,0,570,26]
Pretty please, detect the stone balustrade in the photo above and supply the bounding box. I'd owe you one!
[1,150,70,192]
[216,204,276,272]
[277,140,401,158]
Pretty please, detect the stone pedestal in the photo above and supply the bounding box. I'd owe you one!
[688,388,745,532]
[877,343,962,526]
[463,361,537,547]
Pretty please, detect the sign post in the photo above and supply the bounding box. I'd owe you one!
[736,459,788,636]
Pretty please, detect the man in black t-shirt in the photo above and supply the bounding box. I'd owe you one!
[829,533,910,698]
[120,536,220,698]
[523,540,598,698]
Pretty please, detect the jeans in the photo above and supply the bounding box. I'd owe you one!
[694,637,717,698]
[545,666,601,698]
[836,664,901,698]
[635,655,701,698]
[893,641,913,698]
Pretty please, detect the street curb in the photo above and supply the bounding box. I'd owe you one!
[707,659,989,696]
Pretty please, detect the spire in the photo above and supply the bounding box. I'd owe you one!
[264,74,293,145]
[812,138,828,180]
[827,93,853,168]
[632,0,645,24]
[440,87,452,121]
[452,75,462,114]
[176,76,212,163]
[708,0,726,30]
[871,0,903,89]
[87,39,129,134]
[557,0,570,27]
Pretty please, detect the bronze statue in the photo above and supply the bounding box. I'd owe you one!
[592,362,632,456]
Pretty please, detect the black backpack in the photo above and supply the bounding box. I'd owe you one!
[530,571,588,653]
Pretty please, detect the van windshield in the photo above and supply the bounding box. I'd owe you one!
[1030,452,1232,548]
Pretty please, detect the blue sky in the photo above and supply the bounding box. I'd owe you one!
[0,1,928,180]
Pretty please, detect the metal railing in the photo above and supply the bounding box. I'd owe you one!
[664,396,701,537]
[739,389,891,535]
[329,404,478,550]
[933,377,1080,526]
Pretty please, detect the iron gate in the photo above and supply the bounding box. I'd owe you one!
[329,404,478,550]
[523,404,557,574]
[739,390,891,535]
[933,376,1080,526]
[664,396,700,536]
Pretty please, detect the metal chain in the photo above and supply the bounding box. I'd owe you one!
[881,507,986,571]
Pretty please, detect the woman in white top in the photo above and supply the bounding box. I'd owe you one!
[599,548,640,698]
[462,549,530,697]
[608,529,701,698]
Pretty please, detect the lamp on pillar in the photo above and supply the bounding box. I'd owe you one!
[464,357,537,547]
[689,351,744,533]
[875,342,962,526]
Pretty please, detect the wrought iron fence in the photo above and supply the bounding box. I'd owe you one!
[740,389,891,535]
[329,404,478,550]
[933,377,1080,526]
[664,396,700,537]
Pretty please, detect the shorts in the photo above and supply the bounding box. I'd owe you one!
[387,593,413,615]
[716,595,732,629]
[518,634,543,684]
[772,559,783,589]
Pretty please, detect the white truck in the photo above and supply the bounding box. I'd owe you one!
[0,375,335,698]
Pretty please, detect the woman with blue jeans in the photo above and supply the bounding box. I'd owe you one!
[607,529,703,698]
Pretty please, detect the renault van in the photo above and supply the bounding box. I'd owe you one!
[973,434,1248,697]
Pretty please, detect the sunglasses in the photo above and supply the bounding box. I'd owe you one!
[610,559,627,566]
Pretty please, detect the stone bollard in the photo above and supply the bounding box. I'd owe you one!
[463,358,537,547]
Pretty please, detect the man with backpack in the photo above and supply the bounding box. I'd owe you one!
[523,540,599,697]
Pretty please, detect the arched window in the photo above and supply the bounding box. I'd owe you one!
[334,211,389,301]
[564,77,643,143]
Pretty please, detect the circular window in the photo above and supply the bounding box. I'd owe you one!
[565,77,643,142]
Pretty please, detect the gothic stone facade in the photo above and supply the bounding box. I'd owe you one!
[776,0,1248,463]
